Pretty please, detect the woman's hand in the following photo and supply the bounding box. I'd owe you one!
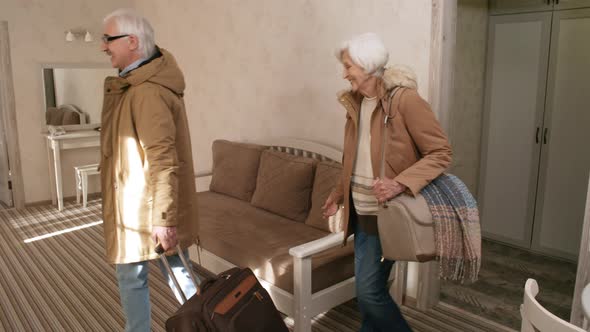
[321,193,339,219]
[373,177,407,203]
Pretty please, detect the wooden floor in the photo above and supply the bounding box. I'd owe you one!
[441,239,577,330]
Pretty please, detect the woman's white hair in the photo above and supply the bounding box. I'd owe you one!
[103,8,155,58]
[336,33,389,77]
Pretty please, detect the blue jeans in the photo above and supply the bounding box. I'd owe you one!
[355,226,412,332]
[115,250,199,332]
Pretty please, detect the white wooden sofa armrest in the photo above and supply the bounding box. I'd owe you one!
[289,231,353,258]
[289,232,355,332]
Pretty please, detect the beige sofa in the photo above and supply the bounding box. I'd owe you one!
[190,138,355,332]
[46,104,88,126]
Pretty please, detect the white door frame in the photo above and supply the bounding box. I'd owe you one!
[0,21,25,209]
[571,174,590,327]
[402,0,457,311]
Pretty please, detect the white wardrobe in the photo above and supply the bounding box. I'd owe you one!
[480,0,590,260]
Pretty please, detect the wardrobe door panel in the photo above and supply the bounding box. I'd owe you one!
[554,0,590,10]
[533,9,590,259]
[489,0,553,15]
[479,13,552,248]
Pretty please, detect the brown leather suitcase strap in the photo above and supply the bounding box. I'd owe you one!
[213,275,257,315]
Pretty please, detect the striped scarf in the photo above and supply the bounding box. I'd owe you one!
[421,174,481,283]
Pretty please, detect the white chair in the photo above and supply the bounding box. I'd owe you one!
[521,278,585,332]
[74,164,100,207]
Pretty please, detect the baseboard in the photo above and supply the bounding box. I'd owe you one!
[25,192,101,208]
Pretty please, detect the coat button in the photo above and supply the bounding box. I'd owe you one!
[114,184,118,190]
[107,88,111,92]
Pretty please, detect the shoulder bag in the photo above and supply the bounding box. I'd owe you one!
[377,88,436,262]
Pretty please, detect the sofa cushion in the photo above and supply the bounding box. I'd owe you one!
[46,107,81,126]
[209,140,267,201]
[250,150,316,222]
[198,191,354,293]
[306,161,343,232]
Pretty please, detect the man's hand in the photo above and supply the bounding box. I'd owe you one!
[373,177,407,203]
[321,193,339,219]
[152,226,178,252]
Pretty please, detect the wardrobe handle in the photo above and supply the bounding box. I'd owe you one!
[543,128,548,144]
[536,127,540,143]
[555,0,559,5]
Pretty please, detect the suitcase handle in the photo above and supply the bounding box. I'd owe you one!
[154,243,166,255]
[155,243,200,304]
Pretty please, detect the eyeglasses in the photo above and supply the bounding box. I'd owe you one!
[101,34,129,43]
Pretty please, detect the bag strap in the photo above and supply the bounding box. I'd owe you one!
[379,87,401,180]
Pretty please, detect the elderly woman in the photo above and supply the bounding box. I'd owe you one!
[322,33,452,331]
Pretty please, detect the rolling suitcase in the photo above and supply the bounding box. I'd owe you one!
[156,244,289,332]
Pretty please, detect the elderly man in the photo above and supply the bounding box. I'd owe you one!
[100,8,199,331]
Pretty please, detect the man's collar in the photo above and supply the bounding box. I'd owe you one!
[119,48,162,77]
[119,57,146,77]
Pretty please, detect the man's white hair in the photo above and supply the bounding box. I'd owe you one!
[103,8,155,58]
[336,33,389,77]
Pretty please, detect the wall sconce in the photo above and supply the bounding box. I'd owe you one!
[65,29,93,43]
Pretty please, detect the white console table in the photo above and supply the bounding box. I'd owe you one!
[45,130,100,211]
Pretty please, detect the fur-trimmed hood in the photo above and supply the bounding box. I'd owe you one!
[382,64,417,90]
[338,64,418,101]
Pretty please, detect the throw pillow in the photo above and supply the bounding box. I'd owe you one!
[250,150,316,222]
[209,140,267,201]
[305,161,343,232]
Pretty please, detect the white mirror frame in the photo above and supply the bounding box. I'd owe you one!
[39,62,113,133]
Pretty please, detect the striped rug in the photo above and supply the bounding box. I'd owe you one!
[0,199,512,332]
[0,199,178,331]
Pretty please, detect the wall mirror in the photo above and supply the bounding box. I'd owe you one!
[41,64,117,130]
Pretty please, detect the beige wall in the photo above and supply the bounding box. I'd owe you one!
[1,0,132,203]
[53,67,117,124]
[3,0,438,203]
[133,0,434,176]
[449,0,488,195]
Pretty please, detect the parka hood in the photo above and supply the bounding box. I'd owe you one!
[382,64,418,90]
[125,47,185,96]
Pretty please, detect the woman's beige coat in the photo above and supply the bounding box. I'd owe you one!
[100,48,199,264]
[331,66,452,242]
